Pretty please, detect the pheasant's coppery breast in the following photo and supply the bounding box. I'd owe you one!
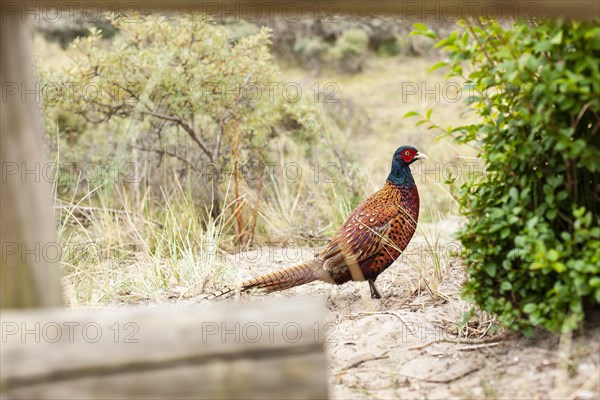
[321,181,420,284]
[360,185,419,280]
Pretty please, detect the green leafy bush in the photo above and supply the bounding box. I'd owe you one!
[410,20,600,332]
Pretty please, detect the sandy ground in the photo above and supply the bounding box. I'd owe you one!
[195,219,600,400]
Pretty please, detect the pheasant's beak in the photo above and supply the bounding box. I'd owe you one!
[414,152,429,161]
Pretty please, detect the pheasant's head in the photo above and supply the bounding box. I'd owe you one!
[388,145,428,186]
[393,146,428,166]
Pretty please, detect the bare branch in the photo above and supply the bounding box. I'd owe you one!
[139,110,214,160]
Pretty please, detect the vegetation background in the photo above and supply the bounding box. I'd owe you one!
[38,13,475,306]
[31,11,599,399]
[36,12,597,335]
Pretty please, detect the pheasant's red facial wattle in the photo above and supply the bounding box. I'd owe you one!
[401,148,416,163]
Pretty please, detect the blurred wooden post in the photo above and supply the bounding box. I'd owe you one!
[0,10,63,307]
[1,299,329,399]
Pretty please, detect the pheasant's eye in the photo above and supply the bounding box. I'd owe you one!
[404,151,410,156]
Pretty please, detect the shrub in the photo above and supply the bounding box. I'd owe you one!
[41,13,366,246]
[328,28,369,73]
[293,36,329,72]
[409,20,600,332]
[45,13,281,211]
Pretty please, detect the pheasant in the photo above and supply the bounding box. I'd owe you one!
[208,145,427,300]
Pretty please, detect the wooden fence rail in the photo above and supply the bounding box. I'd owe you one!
[1,299,329,399]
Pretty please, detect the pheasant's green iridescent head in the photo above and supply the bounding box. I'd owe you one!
[388,146,428,187]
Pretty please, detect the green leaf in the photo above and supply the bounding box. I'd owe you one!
[550,30,563,44]
[523,303,537,313]
[552,262,566,273]
[547,249,559,262]
[402,111,419,118]
[412,22,427,32]
[428,61,448,72]
[525,55,540,72]
[485,264,497,278]
[464,95,480,104]
[556,191,568,201]
[534,40,552,52]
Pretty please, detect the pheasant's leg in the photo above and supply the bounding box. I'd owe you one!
[368,280,382,299]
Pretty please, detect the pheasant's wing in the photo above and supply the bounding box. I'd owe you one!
[320,199,400,270]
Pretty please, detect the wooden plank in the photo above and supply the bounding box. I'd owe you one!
[0,10,63,308]
[0,299,329,399]
[2,1,598,20]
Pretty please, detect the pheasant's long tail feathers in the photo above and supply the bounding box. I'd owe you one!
[205,261,319,300]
